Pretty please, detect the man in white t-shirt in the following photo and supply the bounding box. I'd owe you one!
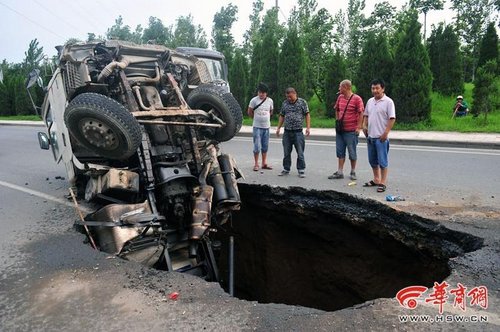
[248,82,274,171]
[362,79,396,193]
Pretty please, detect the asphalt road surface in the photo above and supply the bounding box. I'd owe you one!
[221,136,500,208]
[1,125,499,331]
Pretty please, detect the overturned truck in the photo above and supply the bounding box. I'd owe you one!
[33,40,243,281]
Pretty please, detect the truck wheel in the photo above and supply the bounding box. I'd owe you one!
[187,84,242,142]
[64,93,142,160]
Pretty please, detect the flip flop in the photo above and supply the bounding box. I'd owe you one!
[377,184,387,193]
[262,164,273,170]
[363,180,379,187]
[253,166,259,171]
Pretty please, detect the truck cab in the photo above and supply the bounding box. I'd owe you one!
[175,47,230,91]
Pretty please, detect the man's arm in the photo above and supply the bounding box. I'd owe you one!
[247,107,254,118]
[276,115,285,137]
[356,99,365,136]
[362,115,369,137]
[305,112,311,136]
[334,98,340,119]
[380,118,395,142]
[380,99,395,142]
[356,112,364,136]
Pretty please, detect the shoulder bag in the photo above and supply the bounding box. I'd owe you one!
[252,97,267,111]
[335,94,354,134]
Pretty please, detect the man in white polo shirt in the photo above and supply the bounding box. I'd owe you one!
[362,79,396,193]
[248,82,274,171]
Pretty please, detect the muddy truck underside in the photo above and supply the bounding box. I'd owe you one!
[37,40,243,280]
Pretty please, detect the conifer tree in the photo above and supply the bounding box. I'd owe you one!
[259,32,279,105]
[427,24,463,95]
[355,32,394,103]
[472,60,498,118]
[278,26,307,99]
[248,39,263,96]
[392,14,433,123]
[229,49,249,111]
[258,9,281,104]
[288,0,334,101]
[477,22,499,69]
[0,75,14,116]
[323,50,347,118]
[13,76,33,115]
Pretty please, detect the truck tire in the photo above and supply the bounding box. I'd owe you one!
[64,93,142,160]
[187,84,242,142]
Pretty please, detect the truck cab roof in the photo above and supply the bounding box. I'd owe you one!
[175,47,226,61]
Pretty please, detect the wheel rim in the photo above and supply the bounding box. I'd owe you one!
[79,117,119,150]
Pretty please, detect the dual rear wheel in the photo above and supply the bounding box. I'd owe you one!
[65,88,242,160]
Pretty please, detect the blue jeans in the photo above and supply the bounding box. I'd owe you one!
[282,130,305,172]
[336,131,359,160]
[367,137,390,169]
[253,127,270,153]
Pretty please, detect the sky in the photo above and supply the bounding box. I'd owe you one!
[0,0,458,63]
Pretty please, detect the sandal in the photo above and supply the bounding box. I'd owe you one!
[262,164,273,170]
[377,184,386,192]
[363,180,379,187]
[253,166,259,171]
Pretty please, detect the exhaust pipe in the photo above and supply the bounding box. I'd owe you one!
[206,145,229,205]
[218,154,241,204]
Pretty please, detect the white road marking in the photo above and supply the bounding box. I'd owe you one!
[0,180,92,213]
[231,137,500,156]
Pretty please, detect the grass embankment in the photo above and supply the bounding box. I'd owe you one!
[395,83,500,133]
[244,83,500,133]
[0,115,42,121]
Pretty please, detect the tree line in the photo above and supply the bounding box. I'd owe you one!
[1,0,499,123]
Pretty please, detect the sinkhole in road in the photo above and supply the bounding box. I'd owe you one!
[216,183,483,312]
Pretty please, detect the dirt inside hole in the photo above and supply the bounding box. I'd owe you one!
[216,183,483,312]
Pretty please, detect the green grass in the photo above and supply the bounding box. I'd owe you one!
[394,83,500,133]
[0,115,42,121]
